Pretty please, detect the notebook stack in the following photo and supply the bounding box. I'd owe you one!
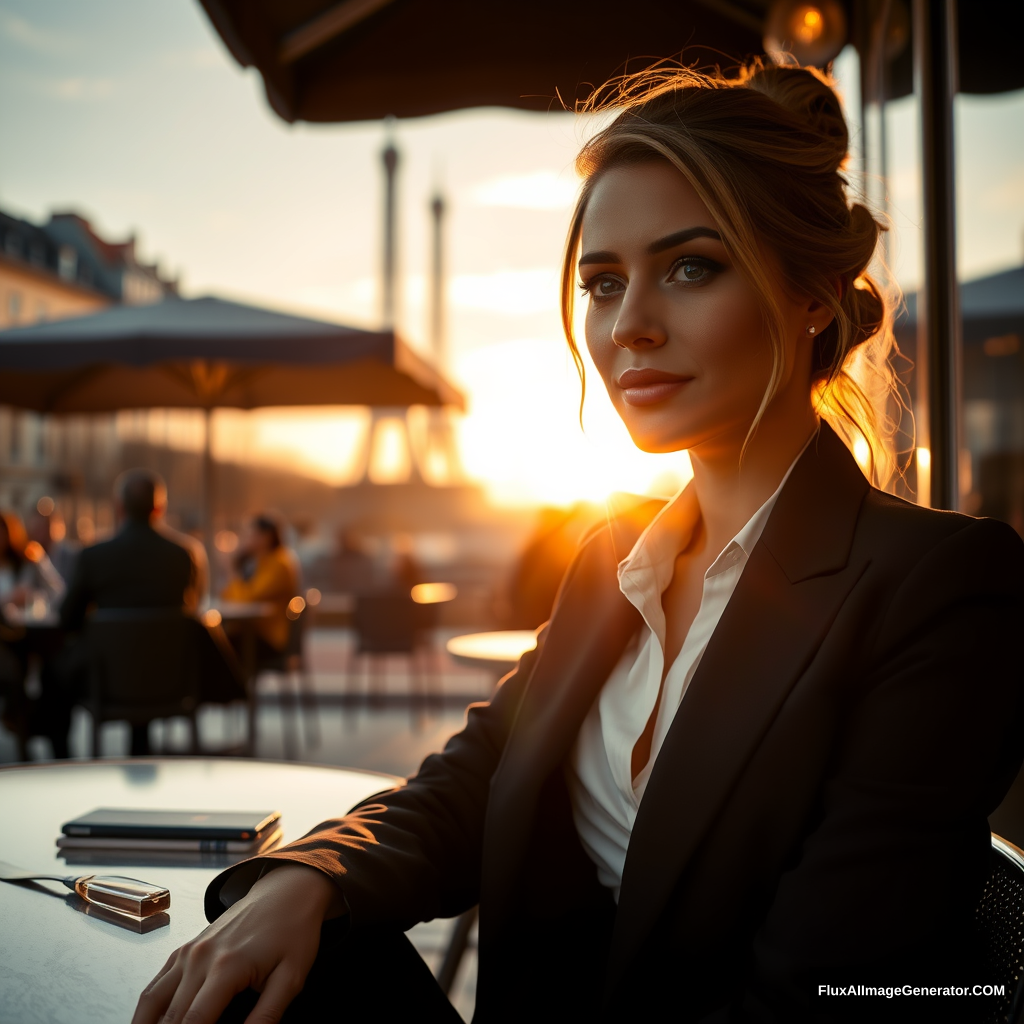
[56,809,283,866]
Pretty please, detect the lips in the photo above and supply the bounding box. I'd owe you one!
[617,367,691,407]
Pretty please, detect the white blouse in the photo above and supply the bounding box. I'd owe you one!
[566,447,809,901]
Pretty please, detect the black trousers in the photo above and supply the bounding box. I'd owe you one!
[218,925,464,1023]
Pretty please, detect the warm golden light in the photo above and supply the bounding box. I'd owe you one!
[368,417,412,484]
[286,595,306,620]
[36,496,55,516]
[24,540,44,563]
[202,609,222,627]
[214,530,238,553]
[793,5,825,43]
[916,447,932,508]
[446,630,538,663]
[305,587,322,606]
[77,516,95,544]
[852,435,870,469]
[411,582,458,605]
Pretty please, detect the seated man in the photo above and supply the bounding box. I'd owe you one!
[41,469,235,757]
[220,514,299,662]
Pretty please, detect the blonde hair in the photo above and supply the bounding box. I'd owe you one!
[560,61,905,487]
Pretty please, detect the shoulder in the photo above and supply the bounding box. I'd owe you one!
[859,487,1024,571]
[577,495,667,563]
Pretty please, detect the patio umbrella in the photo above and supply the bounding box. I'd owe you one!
[0,294,464,540]
[197,0,1023,124]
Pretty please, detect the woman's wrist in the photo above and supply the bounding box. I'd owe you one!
[250,861,349,921]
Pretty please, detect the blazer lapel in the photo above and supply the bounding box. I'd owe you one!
[606,424,871,991]
[481,500,661,930]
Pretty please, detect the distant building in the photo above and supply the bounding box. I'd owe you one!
[0,207,177,329]
[0,205,178,522]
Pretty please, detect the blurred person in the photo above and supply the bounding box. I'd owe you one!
[137,64,1024,1024]
[0,510,66,610]
[26,507,80,586]
[40,469,223,757]
[220,513,299,659]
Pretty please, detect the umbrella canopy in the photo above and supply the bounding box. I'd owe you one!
[199,0,763,123]
[197,0,1024,124]
[0,295,464,413]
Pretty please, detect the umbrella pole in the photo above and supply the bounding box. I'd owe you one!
[912,0,962,511]
[202,407,214,560]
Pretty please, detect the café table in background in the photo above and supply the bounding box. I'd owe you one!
[445,630,538,680]
[0,757,400,1024]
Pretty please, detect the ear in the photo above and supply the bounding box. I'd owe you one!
[802,284,838,337]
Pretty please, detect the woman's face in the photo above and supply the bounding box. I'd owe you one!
[579,160,813,456]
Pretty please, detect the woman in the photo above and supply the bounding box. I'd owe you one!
[220,513,299,659]
[135,65,1024,1024]
[0,509,65,610]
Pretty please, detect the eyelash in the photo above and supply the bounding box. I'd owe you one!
[578,255,725,299]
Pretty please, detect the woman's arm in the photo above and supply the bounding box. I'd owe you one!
[133,616,550,1024]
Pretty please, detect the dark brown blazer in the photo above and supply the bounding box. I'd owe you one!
[209,424,1024,1022]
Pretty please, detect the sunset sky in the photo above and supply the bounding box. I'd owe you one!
[2,1,1022,506]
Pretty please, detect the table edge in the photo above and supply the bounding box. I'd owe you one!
[0,756,405,786]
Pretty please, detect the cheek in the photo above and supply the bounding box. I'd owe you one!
[583,305,616,382]
[686,287,769,386]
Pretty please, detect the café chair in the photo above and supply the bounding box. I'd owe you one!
[978,834,1024,1024]
[254,595,319,759]
[350,591,433,717]
[84,608,204,757]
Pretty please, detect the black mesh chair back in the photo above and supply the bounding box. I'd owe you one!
[353,593,418,654]
[85,609,203,756]
[976,834,1024,1024]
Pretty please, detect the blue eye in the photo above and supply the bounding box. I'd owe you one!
[670,257,723,285]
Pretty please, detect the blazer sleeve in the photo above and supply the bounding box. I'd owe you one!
[728,517,1024,1021]
[205,623,549,929]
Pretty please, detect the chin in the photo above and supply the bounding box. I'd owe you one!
[625,429,690,455]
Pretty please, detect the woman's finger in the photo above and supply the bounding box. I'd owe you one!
[242,964,306,1024]
[153,943,238,1024]
[179,962,273,1024]
[130,960,182,1024]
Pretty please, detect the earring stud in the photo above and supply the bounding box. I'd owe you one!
[806,325,816,335]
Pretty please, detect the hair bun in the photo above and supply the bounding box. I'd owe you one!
[746,65,848,172]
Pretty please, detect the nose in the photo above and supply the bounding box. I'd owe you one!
[610,285,667,350]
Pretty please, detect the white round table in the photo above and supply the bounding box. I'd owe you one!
[445,630,538,676]
[0,758,400,1024]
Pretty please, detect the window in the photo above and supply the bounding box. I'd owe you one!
[58,245,77,280]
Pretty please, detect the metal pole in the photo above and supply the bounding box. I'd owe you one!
[381,132,399,330]
[912,0,961,510]
[202,406,214,553]
[429,191,446,369]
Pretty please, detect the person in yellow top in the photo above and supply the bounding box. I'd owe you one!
[221,514,299,656]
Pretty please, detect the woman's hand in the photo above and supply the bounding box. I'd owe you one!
[132,862,345,1024]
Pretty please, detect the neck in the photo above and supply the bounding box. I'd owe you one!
[687,404,818,556]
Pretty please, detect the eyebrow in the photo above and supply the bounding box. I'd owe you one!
[578,226,723,266]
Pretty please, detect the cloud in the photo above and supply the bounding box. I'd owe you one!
[159,47,225,70]
[0,10,73,53]
[43,77,115,101]
[471,170,578,210]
